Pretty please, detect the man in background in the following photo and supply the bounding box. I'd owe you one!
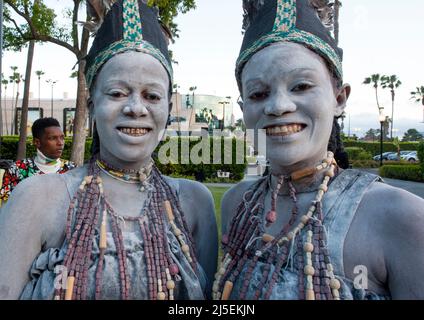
[0,117,75,206]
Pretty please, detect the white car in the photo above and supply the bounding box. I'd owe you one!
[401,151,419,162]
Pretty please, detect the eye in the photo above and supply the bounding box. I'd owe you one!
[292,83,314,92]
[107,90,127,98]
[248,91,269,101]
[144,92,162,102]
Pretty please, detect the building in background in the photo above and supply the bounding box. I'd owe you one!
[1,92,233,136]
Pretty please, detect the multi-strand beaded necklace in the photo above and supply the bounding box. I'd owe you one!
[213,152,342,300]
[54,157,198,300]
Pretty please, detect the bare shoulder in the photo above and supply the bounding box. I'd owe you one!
[221,179,258,235]
[354,181,424,298]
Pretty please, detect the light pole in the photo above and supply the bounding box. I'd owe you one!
[46,79,57,117]
[218,99,230,130]
[379,110,385,167]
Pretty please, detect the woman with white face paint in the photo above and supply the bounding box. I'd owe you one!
[214,0,424,300]
[0,0,217,300]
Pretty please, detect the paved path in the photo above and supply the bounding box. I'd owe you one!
[206,169,424,199]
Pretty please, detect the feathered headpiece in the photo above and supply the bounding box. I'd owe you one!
[84,0,172,91]
[237,0,342,92]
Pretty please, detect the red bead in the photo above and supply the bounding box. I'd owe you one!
[169,264,179,276]
[266,210,277,224]
[222,234,229,245]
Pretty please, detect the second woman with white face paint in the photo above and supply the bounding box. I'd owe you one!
[215,0,424,300]
[0,0,217,300]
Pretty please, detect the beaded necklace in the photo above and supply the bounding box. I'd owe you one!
[213,151,342,300]
[96,159,154,191]
[54,157,198,300]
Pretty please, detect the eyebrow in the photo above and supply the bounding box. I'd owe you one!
[103,80,166,91]
[244,67,317,86]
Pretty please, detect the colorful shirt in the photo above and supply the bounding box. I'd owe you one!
[0,158,75,204]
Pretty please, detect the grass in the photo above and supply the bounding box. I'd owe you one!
[207,185,231,261]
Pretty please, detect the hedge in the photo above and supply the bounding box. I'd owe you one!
[0,136,93,162]
[418,141,424,173]
[379,165,423,182]
[344,141,420,156]
[1,135,247,182]
[345,147,372,160]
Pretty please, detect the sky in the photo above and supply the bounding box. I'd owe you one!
[2,0,424,137]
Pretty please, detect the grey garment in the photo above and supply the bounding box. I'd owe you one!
[230,169,390,300]
[20,172,206,300]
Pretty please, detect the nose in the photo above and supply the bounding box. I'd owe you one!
[264,90,297,116]
[123,94,148,117]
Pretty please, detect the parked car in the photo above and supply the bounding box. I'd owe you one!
[401,151,419,162]
[373,152,396,161]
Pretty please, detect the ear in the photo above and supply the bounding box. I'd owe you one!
[237,96,244,111]
[334,83,351,117]
[33,137,41,149]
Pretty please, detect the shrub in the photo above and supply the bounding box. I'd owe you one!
[345,147,372,161]
[379,165,423,182]
[417,141,424,173]
[343,141,419,157]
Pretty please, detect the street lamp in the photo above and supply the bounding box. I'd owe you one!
[218,98,230,130]
[46,79,57,117]
[379,109,385,167]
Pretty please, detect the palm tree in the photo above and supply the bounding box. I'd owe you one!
[381,75,402,140]
[35,70,45,108]
[363,74,383,111]
[2,78,9,135]
[410,86,424,122]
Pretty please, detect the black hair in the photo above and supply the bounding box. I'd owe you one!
[31,117,61,139]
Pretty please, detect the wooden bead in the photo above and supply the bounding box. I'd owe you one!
[65,276,75,300]
[301,215,310,224]
[303,243,314,253]
[287,232,295,240]
[306,289,315,300]
[212,282,219,293]
[219,267,226,275]
[221,281,233,300]
[166,280,175,290]
[157,292,166,300]
[181,244,190,253]
[173,227,182,236]
[99,223,107,249]
[325,167,335,178]
[330,278,341,290]
[304,265,315,276]
[318,184,328,192]
[262,233,275,243]
[291,167,316,181]
[164,201,175,221]
[84,176,93,184]
[266,211,277,224]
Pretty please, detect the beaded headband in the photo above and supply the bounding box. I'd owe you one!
[84,0,173,91]
[236,0,343,92]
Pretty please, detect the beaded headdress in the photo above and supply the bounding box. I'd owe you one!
[236,0,343,92]
[84,0,173,91]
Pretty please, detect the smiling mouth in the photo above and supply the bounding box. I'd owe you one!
[265,124,306,136]
[118,127,152,136]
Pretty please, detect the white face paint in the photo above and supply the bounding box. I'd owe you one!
[241,42,345,174]
[92,51,169,170]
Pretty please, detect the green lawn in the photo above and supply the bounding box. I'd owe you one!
[206,185,231,261]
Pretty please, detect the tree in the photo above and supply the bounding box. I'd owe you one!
[1,77,8,135]
[363,74,383,111]
[381,75,402,140]
[402,128,424,142]
[5,0,197,165]
[363,128,378,142]
[333,0,342,45]
[410,86,424,123]
[4,0,55,159]
[35,70,45,108]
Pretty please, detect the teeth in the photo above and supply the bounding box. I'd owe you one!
[119,128,149,136]
[266,124,304,136]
